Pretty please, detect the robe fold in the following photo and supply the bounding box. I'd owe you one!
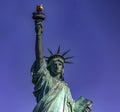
[31,60,92,112]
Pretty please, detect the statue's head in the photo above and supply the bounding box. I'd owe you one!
[47,57,64,80]
[45,46,73,81]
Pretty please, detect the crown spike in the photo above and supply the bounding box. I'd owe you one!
[48,48,54,55]
[44,56,49,58]
[57,45,61,54]
[62,49,71,56]
[65,56,74,60]
[65,61,73,64]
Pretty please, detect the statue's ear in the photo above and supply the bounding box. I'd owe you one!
[62,64,64,68]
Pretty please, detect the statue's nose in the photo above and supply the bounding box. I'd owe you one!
[55,64,59,69]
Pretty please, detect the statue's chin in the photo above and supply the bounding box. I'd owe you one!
[51,71,62,77]
[55,70,62,74]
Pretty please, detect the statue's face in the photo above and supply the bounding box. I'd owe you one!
[50,58,64,75]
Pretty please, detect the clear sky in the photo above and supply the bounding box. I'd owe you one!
[0,0,120,112]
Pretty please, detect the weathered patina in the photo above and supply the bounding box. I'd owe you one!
[31,5,92,112]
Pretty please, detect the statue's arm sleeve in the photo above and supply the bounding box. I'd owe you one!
[31,59,50,85]
[31,18,48,85]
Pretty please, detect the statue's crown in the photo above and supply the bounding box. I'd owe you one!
[44,46,73,64]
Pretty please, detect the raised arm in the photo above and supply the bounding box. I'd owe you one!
[35,20,43,63]
[32,5,45,64]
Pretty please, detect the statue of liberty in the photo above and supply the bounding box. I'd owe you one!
[31,5,92,112]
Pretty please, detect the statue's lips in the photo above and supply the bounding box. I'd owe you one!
[53,69,62,73]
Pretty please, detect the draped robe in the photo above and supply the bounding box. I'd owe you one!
[31,60,92,112]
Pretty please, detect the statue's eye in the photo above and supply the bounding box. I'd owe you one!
[59,63,62,66]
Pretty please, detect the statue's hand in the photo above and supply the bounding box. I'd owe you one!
[74,96,92,112]
[35,20,43,35]
[84,106,91,112]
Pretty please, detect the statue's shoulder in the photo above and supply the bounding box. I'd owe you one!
[61,81,70,89]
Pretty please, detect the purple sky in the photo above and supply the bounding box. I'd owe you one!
[0,0,120,112]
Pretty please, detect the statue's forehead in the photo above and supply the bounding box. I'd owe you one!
[52,58,64,63]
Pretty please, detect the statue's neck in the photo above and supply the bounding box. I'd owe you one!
[54,74,61,80]
[51,73,62,81]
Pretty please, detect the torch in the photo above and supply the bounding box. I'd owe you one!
[32,4,45,35]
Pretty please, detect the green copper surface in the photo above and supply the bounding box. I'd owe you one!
[31,5,92,112]
[31,60,92,112]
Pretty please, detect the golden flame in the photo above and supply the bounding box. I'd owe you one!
[36,4,43,12]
